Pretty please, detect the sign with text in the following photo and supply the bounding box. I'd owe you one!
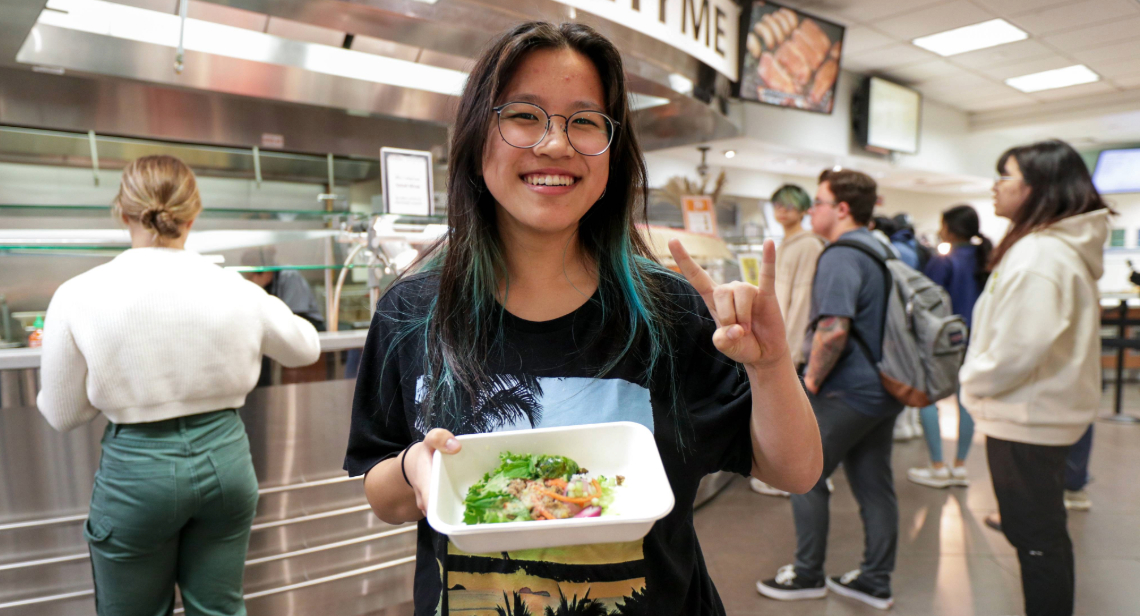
[551,0,740,81]
[682,195,717,236]
[380,147,434,216]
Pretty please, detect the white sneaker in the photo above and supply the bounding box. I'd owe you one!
[907,465,953,489]
[750,478,790,497]
[1064,489,1091,511]
[908,406,923,438]
[950,465,969,487]
[893,418,914,441]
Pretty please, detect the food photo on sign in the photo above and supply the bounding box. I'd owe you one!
[737,1,846,113]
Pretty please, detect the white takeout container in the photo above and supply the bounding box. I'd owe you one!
[426,421,675,554]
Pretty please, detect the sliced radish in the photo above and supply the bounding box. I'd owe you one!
[574,506,602,518]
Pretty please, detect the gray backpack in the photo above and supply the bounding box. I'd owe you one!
[823,239,968,407]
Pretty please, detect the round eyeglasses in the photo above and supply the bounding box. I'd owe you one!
[492,102,618,157]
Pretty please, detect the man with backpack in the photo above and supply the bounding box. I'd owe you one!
[757,169,910,610]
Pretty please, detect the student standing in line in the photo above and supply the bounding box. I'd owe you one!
[908,205,991,489]
[758,168,902,611]
[751,184,826,498]
[343,22,822,616]
[961,139,1110,616]
[37,155,322,616]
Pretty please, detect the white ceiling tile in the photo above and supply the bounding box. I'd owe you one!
[884,59,965,85]
[1086,57,1140,78]
[841,26,897,55]
[1070,39,1140,65]
[791,0,947,23]
[846,43,941,70]
[874,0,997,40]
[948,39,1056,70]
[1029,80,1117,101]
[1113,74,1140,89]
[973,0,1071,18]
[1007,0,1140,36]
[1042,15,1140,51]
[914,71,1005,94]
[975,54,1078,81]
[957,92,1039,111]
[921,82,1015,104]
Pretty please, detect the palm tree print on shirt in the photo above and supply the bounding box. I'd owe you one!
[415,373,544,434]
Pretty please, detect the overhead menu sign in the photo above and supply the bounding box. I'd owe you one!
[552,0,740,81]
[380,147,434,216]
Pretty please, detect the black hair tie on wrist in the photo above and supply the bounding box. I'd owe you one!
[401,440,421,487]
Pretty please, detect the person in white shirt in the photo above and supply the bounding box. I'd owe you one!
[961,140,1110,616]
[37,155,320,616]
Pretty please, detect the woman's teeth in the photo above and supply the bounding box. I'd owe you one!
[524,174,577,186]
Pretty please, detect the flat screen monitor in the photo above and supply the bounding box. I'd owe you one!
[1093,148,1140,194]
[737,1,846,114]
[854,76,922,155]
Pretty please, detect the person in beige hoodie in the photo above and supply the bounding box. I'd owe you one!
[751,184,825,498]
[960,140,1111,616]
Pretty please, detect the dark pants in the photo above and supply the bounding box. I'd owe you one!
[1064,425,1093,492]
[987,436,1074,616]
[792,394,900,594]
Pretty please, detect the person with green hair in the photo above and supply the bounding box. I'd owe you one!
[751,184,826,498]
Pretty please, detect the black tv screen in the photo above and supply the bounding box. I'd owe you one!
[1093,148,1140,194]
[737,1,846,114]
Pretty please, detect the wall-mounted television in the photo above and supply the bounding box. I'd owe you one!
[854,76,922,155]
[1093,148,1140,194]
[737,1,846,114]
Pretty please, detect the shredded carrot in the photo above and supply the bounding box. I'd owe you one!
[545,478,568,491]
[591,478,601,494]
[533,508,555,520]
[540,489,596,506]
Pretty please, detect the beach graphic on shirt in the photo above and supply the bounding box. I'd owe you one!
[414,375,655,615]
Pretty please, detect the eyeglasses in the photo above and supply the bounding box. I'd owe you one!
[994,175,1019,183]
[492,102,619,157]
[811,199,837,208]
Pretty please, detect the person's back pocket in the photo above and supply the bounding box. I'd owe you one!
[208,437,260,520]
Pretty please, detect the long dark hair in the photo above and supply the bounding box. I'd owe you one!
[991,139,1109,266]
[942,204,992,291]
[405,22,680,433]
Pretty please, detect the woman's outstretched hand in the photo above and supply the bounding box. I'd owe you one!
[668,239,790,370]
[404,428,462,516]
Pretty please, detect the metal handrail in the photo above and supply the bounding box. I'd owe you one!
[250,504,372,532]
[0,477,366,533]
[0,524,414,573]
[0,555,416,611]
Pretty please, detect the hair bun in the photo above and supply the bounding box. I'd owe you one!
[140,206,181,238]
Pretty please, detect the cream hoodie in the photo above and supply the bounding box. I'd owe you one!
[960,209,1110,446]
[775,231,825,365]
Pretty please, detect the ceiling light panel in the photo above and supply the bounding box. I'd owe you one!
[37,0,468,96]
[1005,65,1100,93]
[912,19,1028,57]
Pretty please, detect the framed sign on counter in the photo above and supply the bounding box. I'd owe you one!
[380,147,434,216]
[682,195,718,237]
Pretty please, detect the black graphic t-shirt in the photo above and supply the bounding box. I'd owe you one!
[344,272,754,616]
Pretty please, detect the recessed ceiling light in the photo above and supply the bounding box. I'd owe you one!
[724,150,736,159]
[912,19,1028,57]
[1005,65,1100,93]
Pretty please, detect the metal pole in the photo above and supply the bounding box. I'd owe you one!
[87,130,99,186]
[252,146,262,188]
[175,0,188,74]
[1104,299,1140,424]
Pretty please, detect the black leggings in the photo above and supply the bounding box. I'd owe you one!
[987,436,1073,616]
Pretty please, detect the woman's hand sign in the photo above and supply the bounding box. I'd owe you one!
[668,238,790,370]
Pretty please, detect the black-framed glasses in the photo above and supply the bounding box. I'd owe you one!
[812,198,837,208]
[492,102,619,156]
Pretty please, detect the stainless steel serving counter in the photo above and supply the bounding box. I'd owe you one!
[0,331,417,616]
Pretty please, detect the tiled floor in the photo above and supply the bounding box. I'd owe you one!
[694,392,1140,616]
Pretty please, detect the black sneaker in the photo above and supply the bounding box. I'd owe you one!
[757,565,827,601]
[826,570,894,610]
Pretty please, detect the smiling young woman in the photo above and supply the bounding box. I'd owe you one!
[344,21,821,616]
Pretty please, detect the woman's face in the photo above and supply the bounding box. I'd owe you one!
[772,203,803,228]
[993,156,1031,220]
[482,48,610,238]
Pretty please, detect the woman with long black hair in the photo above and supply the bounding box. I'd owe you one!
[344,21,822,616]
[960,139,1110,616]
[907,204,991,489]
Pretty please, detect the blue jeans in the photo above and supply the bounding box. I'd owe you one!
[919,392,975,464]
[1064,425,1093,492]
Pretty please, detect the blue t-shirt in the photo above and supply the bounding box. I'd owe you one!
[804,228,902,417]
[924,244,984,330]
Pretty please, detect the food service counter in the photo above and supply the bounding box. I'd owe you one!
[0,331,415,616]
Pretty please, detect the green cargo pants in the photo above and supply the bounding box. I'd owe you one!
[84,409,260,616]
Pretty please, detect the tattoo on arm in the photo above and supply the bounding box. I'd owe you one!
[805,316,851,388]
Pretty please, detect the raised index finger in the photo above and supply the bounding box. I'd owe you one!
[668,238,717,308]
[759,239,777,296]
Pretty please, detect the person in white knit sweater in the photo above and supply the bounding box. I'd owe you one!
[961,140,1110,616]
[37,155,320,616]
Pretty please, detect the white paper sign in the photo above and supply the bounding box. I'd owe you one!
[380,147,434,216]
[552,0,740,81]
